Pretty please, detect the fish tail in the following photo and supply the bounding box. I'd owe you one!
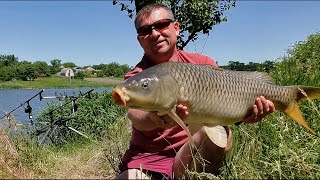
[296,86,320,103]
[282,86,320,135]
[283,102,316,134]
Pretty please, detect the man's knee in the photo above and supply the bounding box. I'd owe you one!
[200,126,233,153]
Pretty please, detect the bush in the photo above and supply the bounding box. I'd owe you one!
[270,32,320,86]
[35,91,126,144]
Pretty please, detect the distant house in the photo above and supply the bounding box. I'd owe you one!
[60,68,74,77]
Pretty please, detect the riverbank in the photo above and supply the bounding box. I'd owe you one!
[0,77,123,89]
[0,115,130,179]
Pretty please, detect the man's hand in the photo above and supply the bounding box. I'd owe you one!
[149,104,189,129]
[176,104,189,120]
[243,96,275,123]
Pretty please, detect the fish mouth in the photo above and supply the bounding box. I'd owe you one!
[112,88,130,107]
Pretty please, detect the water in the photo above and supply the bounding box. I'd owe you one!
[0,88,112,124]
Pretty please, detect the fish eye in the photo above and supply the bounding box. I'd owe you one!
[141,80,149,89]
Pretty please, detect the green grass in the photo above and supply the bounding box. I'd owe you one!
[1,115,130,179]
[0,76,122,89]
[221,109,320,179]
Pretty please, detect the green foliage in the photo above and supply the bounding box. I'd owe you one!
[175,0,235,49]
[113,0,235,49]
[0,55,130,83]
[33,61,51,77]
[93,62,130,78]
[35,91,127,144]
[218,31,320,179]
[0,54,19,67]
[221,60,275,72]
[221,111,320,179]
[71,92,127,139]
[0,66,16,81]
[74,71,85,79]
[0,77,117,89]
[270,32,320,86]
[50,59,62,74]
[16,63,37,81]
[62,62,77,68]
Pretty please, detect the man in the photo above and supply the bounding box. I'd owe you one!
[116,3,275,179]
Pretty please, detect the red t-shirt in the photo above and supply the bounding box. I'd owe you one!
[119,50,217,178]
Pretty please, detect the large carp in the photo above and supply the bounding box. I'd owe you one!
[112,62,320,148]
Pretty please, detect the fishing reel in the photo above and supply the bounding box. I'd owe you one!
[24,101,33,119]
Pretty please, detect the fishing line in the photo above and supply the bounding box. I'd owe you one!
[201,33,210,54]
[40,89,94,117]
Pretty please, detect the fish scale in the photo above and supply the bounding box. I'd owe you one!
[171,64,263,124]
[112,62,320,136]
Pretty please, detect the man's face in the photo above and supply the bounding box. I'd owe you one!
[136,8,179,59]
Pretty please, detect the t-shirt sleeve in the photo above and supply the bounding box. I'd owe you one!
[124,58,148,80]
[199,54,218,67]
[179,50,218,67]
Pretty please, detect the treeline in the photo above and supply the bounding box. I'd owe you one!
[0,55,49,81]
[1,54,277,82]
[92,62,130,78]
[220,60,275,72]
[0,55,131,82]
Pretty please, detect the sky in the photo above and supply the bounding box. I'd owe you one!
[0,1,319,67]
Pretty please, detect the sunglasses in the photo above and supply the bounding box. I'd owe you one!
[137,19,174,36]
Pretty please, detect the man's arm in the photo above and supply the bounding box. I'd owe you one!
[127,108,178,131]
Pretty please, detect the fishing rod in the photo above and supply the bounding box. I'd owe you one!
[0,89,44,120]
[34,89,94,144]
[36,115,89,145]
[40,88,94,117]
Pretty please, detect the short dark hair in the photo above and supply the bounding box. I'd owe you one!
[134,3,175,29]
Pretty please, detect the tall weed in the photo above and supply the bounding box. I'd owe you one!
[220,32,320,179]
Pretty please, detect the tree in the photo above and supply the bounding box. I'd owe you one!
[261,60,274,73]
[226,61,245,71]
[113,0,235,49]
[16,63,37,81]
[120,64,131,74]
[50,59,62,74]
[63,62,77,68]
[33,61,51,77]
[0,54,19,67]
[92,63,107,70]
[0,66,15,81]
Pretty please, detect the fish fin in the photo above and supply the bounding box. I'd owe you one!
[295,86,320,103]
[284,101,316,134]
[203,126,228,148]
[202,64,274,84]
[167,109,196,148]
[200,64,225,71]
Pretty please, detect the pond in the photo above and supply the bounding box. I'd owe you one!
[0,87,112,125]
